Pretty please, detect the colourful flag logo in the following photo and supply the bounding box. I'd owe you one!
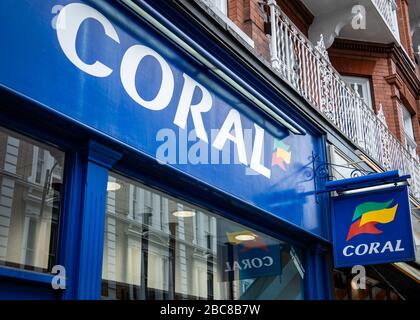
[346,200,398,241]
[272,139,291,171]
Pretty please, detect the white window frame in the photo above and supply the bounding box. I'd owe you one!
[342,76,373,109]
[209,0,227,15]
[401,104,417,152]
[198,0,255,48]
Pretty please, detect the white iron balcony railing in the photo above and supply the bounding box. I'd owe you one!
[372,0,400,39]
[268,0,420,200]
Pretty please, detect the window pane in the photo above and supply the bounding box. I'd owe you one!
[0,126,65,272]
[209,0,227,15]
[102,172,305,300]
[331,150,356,179]
[342,76,373,109]
[402,105,414,140]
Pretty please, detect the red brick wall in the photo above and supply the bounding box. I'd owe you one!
[227,0,313,61]
[227,0,244,27]
[227,0,269,60]
[328,44,420,157]
[328,50,407,145]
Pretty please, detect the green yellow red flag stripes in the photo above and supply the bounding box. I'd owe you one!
[346,200,398,241]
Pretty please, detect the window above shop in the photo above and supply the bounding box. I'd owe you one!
[342,76,373,109]
[209,0,227,15]
[401,104,417,153]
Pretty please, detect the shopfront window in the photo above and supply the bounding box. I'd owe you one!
[0,126,65,272]
[333,268,401,300]
[101,172,305,300]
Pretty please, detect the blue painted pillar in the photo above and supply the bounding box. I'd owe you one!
[74,141,122,299]
[304,249,315,299]
[313,245,328,300]
[305,244,331,300]
[58,151,84,300]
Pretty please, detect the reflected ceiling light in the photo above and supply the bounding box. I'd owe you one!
[234,234,256,241]
[172,210,196,218]
[107,181,121,191]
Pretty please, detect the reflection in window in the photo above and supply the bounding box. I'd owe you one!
[0,126,64,272]
[329,146,366,180]
[101,173,305,300]
[333,268,401,300]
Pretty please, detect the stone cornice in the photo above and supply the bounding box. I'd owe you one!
[331,38,394,54]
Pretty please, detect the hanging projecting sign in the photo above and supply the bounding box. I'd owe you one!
[0,0,325,236]
[331,185,415,267]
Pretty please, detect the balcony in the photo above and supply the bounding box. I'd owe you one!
[372,0,400,37]
[267,0,420,201]
[300,0,400,48]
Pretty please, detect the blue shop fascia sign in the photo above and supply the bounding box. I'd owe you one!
[328,171,416,268]
[0,1,326,236]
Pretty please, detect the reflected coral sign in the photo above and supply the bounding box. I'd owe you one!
[331,186,415,267]
[217,227,282,281]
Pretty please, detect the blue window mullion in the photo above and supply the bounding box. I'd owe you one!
[57,150,84,300]
[304,244,331,300]
[60,141,121,300]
